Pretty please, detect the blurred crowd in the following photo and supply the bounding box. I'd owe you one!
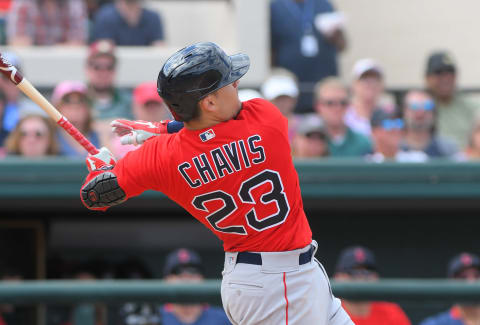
[0,0,477,163]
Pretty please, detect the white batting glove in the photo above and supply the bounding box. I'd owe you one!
[110,119,167,146]
[85,147,117,172]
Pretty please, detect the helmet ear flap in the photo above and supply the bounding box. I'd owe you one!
[167,104,183,122]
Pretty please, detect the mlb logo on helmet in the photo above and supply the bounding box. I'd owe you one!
[199,129,215,142]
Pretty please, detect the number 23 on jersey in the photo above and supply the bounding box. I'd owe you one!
[192,169,290,235]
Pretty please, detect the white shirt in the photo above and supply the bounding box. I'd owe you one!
[344,106,371,136]
[365,150,429,163]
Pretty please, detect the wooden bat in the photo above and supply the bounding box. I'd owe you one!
[0,54,99,155]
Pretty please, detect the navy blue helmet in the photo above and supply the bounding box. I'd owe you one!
[157,42,250,122]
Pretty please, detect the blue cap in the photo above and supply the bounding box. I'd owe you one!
[163,248,203,277]
[336,246,377,273]
[448,252,480,278]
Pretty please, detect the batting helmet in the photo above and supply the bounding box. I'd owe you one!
[157,42,250,122]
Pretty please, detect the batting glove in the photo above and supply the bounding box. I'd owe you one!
[86,147,116,173]
[110,119,168,146]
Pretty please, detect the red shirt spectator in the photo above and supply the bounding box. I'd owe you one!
[0,0,12,13]
[335,246,412,325]
[7,0,87,46]
[343,301,411,325]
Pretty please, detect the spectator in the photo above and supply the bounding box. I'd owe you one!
[5,112,58,158]
[115,258,160,325]
[334,246,411,325]
[0,0,12,44]
[111,81,170,158]
[51,81,100,158]
[132,82,171,122]
[92,0,165,46]
[0,52,39,134]
[367,109,428,163]
[70,264,106,325]
[115,257,152,280]
[292,114,329,158]
[7,0,87,46]
[400,89,457,158]
[0,266,27,325]
[425,51,480,149]
[261,68,301,141]
[85,0,113,41]
[314,77,372,157]
[85,40,132,147]
[86,40,132,120]
[237,89,262,102]
[270,0,346,113]
[463,119,480,160]
[160,248,230,325]
[420,252,480,325]
[345,59,387,136]
[0,89,9,155]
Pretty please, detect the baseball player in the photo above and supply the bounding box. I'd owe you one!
[80,42,353,325]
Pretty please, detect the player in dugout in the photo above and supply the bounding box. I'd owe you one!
[79,42,354,325]
[334,246,411,325]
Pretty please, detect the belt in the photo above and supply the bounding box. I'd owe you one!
[236,245,314,266]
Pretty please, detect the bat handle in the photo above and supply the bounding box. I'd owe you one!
[57,117,99,155]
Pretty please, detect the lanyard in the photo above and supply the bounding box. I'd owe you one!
[282,0,315,33]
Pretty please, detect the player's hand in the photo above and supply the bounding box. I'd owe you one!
[86,147,116,172]
[110,119,168,146]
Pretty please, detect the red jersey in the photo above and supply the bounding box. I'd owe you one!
[343,301,411,325]
[113,98,312,252]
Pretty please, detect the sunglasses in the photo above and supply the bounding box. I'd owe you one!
[432,67,455,75]
[407,100,435,111]
[321,99,349,108]
[20,130,46,139]
[62,96,89,105]
[90,63,115,72]
[305,131,327,140]
[381,118,404,130]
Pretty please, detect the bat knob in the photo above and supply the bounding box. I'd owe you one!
[0,53,23,85]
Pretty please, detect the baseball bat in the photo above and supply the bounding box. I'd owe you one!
[0,54,99,155]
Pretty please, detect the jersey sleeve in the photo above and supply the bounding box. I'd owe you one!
[113,137,165,198]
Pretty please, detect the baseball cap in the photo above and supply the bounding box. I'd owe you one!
[133,82,163,106]
[88,40,116,63]
[335,246,377,273]
[51,81,88,105]
[163,248,203,277]
[426,51,456,75]
[352,58,383,80]
[297,114,327,138]
[261,75,299,101]
[238,89,262,102]
[448,252,480,278]
[370,108,402,128]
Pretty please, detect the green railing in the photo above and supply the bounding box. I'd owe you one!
[2,158,480,199]
[0,280,479,304]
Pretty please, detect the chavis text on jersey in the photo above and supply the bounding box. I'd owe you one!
[178,135,266,188]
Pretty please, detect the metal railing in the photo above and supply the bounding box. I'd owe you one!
[0,279,479,304]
